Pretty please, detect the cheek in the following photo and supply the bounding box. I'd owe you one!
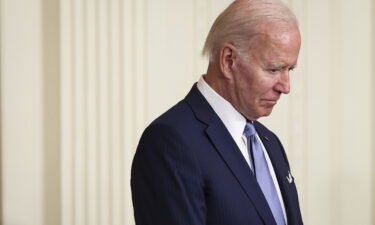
[257,78,277,94]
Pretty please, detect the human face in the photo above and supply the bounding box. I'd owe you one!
[230,26,301,121]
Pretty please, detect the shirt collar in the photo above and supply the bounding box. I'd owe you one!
[197,75,247,139]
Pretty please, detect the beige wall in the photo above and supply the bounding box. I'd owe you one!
[0,0,374,225]
[1,0,60,224]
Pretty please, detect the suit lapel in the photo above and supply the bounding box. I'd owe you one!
[185,85,277,225]
[255,123,303,225]
[206,121,276,225]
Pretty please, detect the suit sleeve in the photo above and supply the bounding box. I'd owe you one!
[131,123,206,225]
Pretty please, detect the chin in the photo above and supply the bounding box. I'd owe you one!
[246,107,273,120]
[259,108,273,117]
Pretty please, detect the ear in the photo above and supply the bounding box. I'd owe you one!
[219,43,237,79]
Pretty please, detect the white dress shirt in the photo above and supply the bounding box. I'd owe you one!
[197,75,288,224]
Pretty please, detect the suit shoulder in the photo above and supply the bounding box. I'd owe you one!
[134,99,203,174]
[148,99,198,131]
[137,100,196,144]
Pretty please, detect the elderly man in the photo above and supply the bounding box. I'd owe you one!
[131,0,303,224]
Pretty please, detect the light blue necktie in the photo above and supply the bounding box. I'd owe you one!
[244,122,285,225]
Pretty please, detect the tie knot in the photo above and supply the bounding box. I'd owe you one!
[243,122,256,138]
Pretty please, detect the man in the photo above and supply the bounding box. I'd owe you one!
[131,0,303,224]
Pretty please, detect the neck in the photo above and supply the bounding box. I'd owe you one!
[204,63,232,101]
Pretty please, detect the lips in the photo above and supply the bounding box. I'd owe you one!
[266,100,277,106]
[261,99,278,107]
[263,99,278,103]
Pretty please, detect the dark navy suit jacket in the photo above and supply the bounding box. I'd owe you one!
[131,84,303,225]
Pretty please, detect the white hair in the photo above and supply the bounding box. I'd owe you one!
[202,0,298,62]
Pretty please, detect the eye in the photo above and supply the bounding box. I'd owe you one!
[289,67,295,72]
[269,68,280,74]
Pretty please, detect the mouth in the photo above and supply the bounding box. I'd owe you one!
[261,99,278,107]
[263,99,278,103]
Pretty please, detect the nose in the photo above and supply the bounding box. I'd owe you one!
[274,71,290,94]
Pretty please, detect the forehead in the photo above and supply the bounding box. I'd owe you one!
[247,27,301,65]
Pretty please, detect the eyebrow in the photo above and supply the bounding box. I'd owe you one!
[269,63,297,69]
